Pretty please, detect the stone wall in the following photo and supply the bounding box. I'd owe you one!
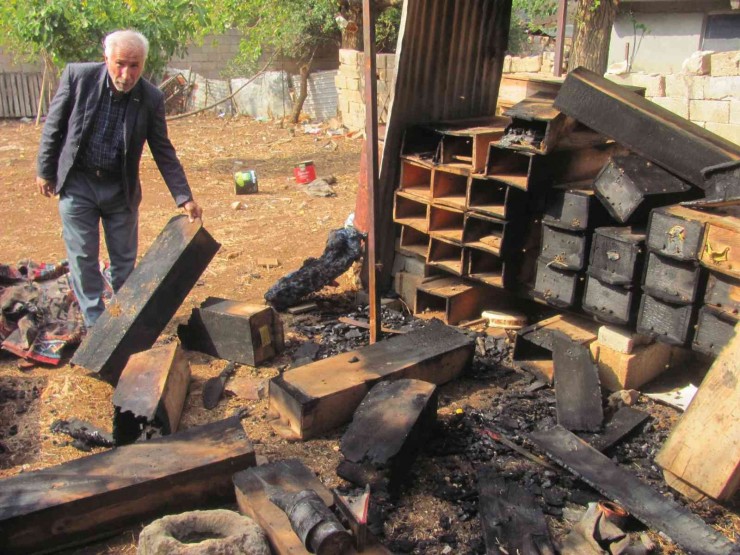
[335,49,396,131]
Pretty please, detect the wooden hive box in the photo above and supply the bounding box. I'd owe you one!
[642,252,707,305]
[543,183,613,231]
[637,294,697,346]
[704,271,740,318]
[540,223,590,271]
[699,212,740,280]
[533,258,584,309]
[593,154,694,224]
[588,226,646,286]
[582,275,639,326]
[692,305,739,357]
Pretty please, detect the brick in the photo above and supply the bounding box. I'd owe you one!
[503,55,513,73]
[704,76,740,100]
[338,48,360,66]
[690,99,730,124]
[631,73,666,97]
[705,122,740,145]
[510,55,541,73]
[732,100,740,126]
[710,51,740,77]
[652,96,690,119]
[597,325,653,354]
[682,50,712,75]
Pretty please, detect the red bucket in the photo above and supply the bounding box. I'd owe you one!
[294,160,317,184]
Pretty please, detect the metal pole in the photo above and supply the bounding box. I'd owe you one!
[553,0,568,77]
[363,0,381,344]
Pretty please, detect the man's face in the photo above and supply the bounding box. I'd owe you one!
[105,44,145,93]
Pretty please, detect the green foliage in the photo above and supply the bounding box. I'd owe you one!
[0,0,220,75]
[376,6,401,53]
[218,0,340,74]
[509,0,557,54]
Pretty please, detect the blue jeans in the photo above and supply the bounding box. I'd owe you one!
[59,169,138,327]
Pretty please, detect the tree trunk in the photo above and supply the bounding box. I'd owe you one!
[341,4,363,50]
[290,64,310,124]
[567,0,618,74]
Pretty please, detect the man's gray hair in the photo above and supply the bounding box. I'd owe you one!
[104,30,150,59]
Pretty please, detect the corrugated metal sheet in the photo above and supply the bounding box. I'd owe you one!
[302,70,339,121]
[376,0,512,286]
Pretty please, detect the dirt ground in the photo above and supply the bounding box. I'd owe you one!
[0,115,737,555]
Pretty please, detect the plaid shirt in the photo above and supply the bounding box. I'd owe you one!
[81,77,129,172]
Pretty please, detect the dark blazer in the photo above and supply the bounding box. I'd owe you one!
[37,62,193,209]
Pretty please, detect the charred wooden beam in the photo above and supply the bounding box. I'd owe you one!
[529,425,736,555]
[552,333,604,432]
[178,298,284,366]
[267,320,473,440]
[477,466,556,555]
[657,324,740,501]
[337,379,437,495]
[554,67,740,188]
[112,342,190,445]
[0,417,255,555]
[233,459,390,555]
[71,216,220,384]
[588,406,650,453]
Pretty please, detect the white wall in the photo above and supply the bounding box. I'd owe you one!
[608,12,704,73]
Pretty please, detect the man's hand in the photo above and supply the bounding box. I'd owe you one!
[36,176,56,197]
[182,200,203,222]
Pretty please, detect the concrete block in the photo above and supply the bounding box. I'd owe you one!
[347,77,360,92]
[597,325,652,355]
[631,73,666,97]
[339,49,360,66]
[690,99,730,124]
[682,50,712,75]
[665,74,691,97]
[731,100,740,126]
[510,55,542,74]
[652,96,690,119]
[592,341,673,391]
[386,55,396,69]
[334,74,346,89]
[710,51,740,77]
[503,55,513,73]
[705,122,740,145]
[704,76,740,100]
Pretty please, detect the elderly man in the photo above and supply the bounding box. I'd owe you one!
[36,29,202,328]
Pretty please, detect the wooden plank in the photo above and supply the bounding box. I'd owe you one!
[71,216,220,384]
[338,379,437,495]
[552,333,604,432]
[477,466,555,555]
[234,459,390,555]
[112,342,190,445]
[0,417,256,555]
[593,154,694,224]
[589,407,650,452]
[178,298,284,366]
[554,67,740,188]
[267,320,473,440]
[657,323,740,501]
[592,340,673,392]
[0,74,8,117]
[700,214,740,280]
[529,425,736,555]
[9,73,21,117]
